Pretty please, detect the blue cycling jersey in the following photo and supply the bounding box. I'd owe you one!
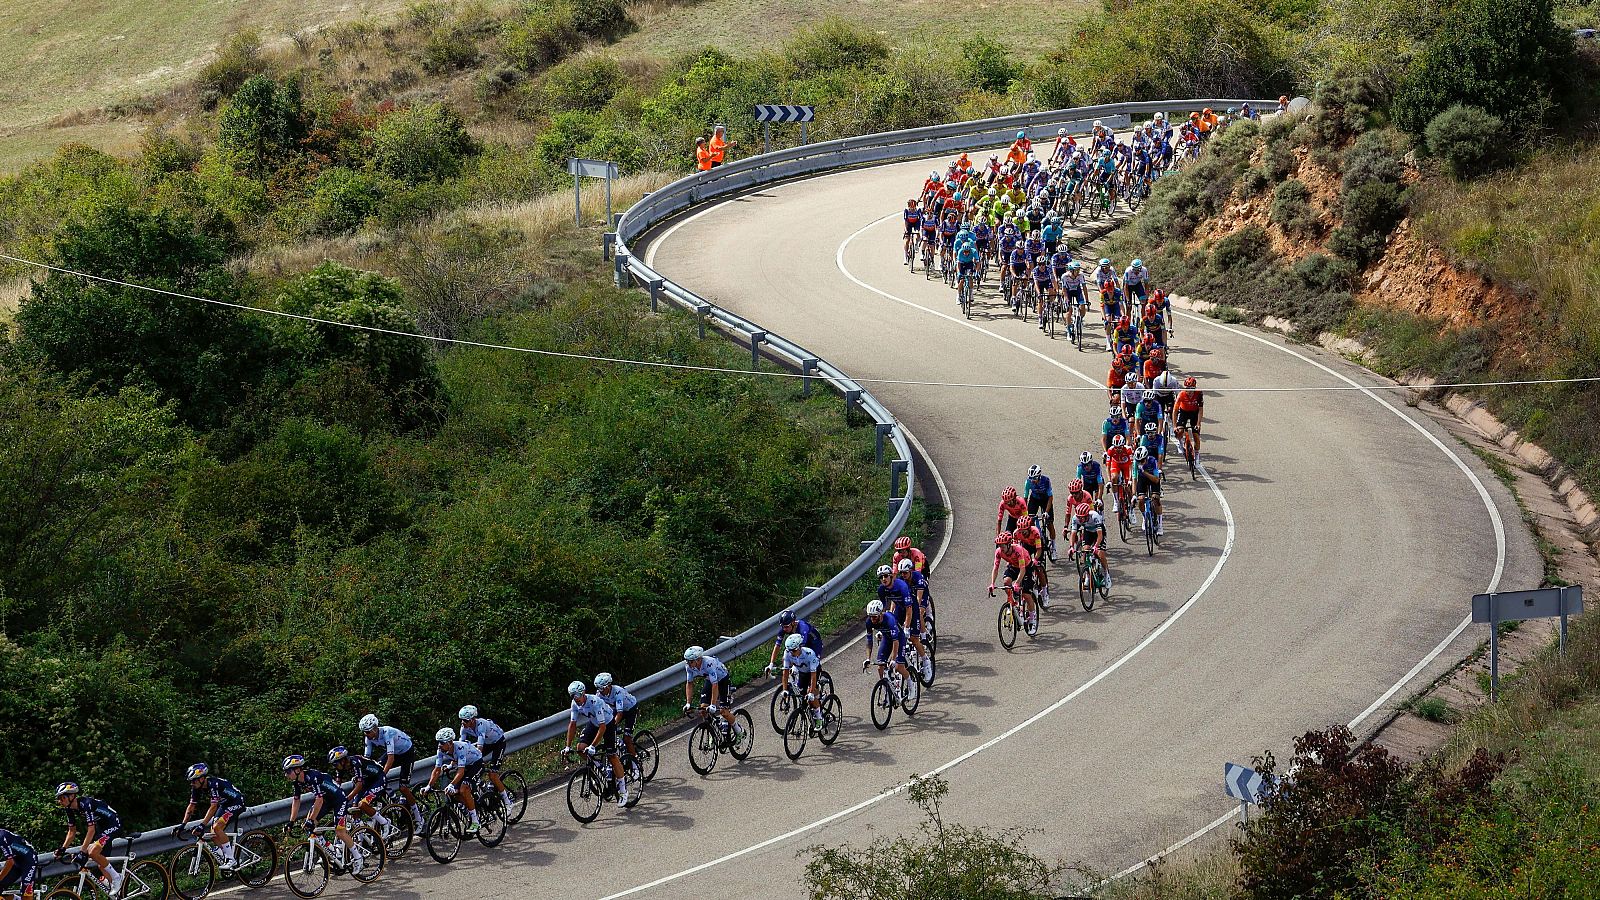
[189,776,246,809]
[0,829,37,864]
[298,770,346,806]
[460,717,505,746]
[64,796,121,832]
[1024,474,1053,499]
[569,694,615,728]
[685,654,730,684]
[597,684,637,713]
[878,577,915,625]
[1077,460,1104,484]
[1103,416,1130,438]
[435,741,483,769]
[782,646,822,674]
[363,725,412,758]
[1138,457,1163,480]
[864,611,904,648]
[347,755,387,791]
[956,244,979,263]
[901,570,931,602]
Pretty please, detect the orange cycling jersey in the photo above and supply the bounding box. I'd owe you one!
[1013,524,1044,554]
[1106,364,1127,390]
[1062,488,1094,511]
[995,543,1033,570]
[1006,141,1029,167]
[893,548,927,572]
[1176,389,1203,412]
[1143,358,1164,381]
[998,496,1027,522]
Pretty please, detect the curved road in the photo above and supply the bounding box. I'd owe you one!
[390,145,1539,898]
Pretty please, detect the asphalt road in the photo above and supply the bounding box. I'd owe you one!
[364,144,1540,899]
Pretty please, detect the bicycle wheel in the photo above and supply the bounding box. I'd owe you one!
[901,673,921,715]
[44,886,82,900]
[377,804,413,858]
[687,720,720,775]
[283,843,329,899]
[349,826,385,882]
[633,730,660,784]
[169,846,214,900]
[474,800,507,848]
[566,768,604,824]
[1144,504,1156,556]
[1097,563,1112,602]
[998,601,1018,650]
[1082,560,1098,611]
[236,830,277,889]
[818,695,843,745]
[1118,506,1132,544]
[1024,600,1040,637]
[1075,554,1090,608]
[729,709,755,761]
[869,679,894,730]
[423,807,462,864]
[770,687,793,734]
[782,707,810,761]
[1046,300,1057,337]
[500,771,530,825]
[127,860,171,900]
[817,671,835,698]
[920,637,936,686]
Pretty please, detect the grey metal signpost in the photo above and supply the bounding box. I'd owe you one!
[1471,585,1584,700]
[567,157,620,228]
[753,104,815,154]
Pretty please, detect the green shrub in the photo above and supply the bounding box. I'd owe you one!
[1424,104,1505,179]
[568,0,632,40]
[139,128,203,176]
[1212,225,1271,272]
[1340,128,1407,193]
[1305,71,1388,144]
[1292,252,1355,291]
[420,26,479,73]
[371,103,477,182]
[302,167,389,235]
[1269,179,1321,237]
[1330,180,1405,265]
[535,110,598,173]
[1393,0,1572,133]
[196,30,266,109]
[501,6,581,72]
[1261,136,1294,180]
[542,55,624,113]
[1239,166,1271,197]
[785,18,889,75]
[959,36,1017,92]
[215,75,306,174]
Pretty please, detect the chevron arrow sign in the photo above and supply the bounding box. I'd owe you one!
[754,104,815,123]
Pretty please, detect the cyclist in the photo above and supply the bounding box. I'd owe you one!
[54,783,123,896]
[458,706,513,810]
[938,210,960,273]
[1135,389,1165,439]
[1120,374,1145,420]
[1104,435,1135,514]
[1076,450,1105,507]
[326,747,394,840]
[918,205,939,263]
[1175,376,1205,460]
[359,715,425,831]
[1031,255,1056,331]
[996,222,1020,269]
[1011,515,1049,605]
[1102,405,1131,454]
[901,199,922,263]
[897,557,933,625]
[1022,464,1055,554]
[996,485,1028,534]
[682,646,742,737]
[1139,416,1166,463]
[1049,128,1076,168]
[593,673,640,759]
[955,236,981,297]
[282,755,369,869]
[1114,316,1140,360]
[564,682,630,808]
[0,828,37,900]
[988,533,1039,631]
[863,599,914,701]
[428,727,489,828]
[174,763,247,873]
[779,633,826,731]
[1066,502,1111,591]
[971,219,993,268]
[1006,242,1030,308]
[1141,299,1168,349]
[1133,446,1164,535]
[877,564,931,681]
[1060,478,1095,522]
[891,535,927,574]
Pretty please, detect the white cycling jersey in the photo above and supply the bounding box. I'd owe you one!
[1124,265,1149,286]
[1152,371,1181,400]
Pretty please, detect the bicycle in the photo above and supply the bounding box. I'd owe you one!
[1139,493,1160,556]
[562,747,643,823]
[904,234,916,268]
[471,761,530,826]
[1044,291,1063,337]
[168,826,277,899]
[686,704,754,776]
[957,269,976,318]
[280,824,383,899]
[418,778,507,865]
[921,237,935,277]
[1177,423,1200,479]
[44,844,169,900]
[1112,477,1134,544]
[620,728,661,784]
[1071,301,1088,350]
[994,581,1039,651]
[781,690,844,761]
[346,797,414,861]
[1073,545,1111,611]
[862,656,920,730]
[769,667,836,734]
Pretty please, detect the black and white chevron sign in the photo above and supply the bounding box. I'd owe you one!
[754,104,815,123]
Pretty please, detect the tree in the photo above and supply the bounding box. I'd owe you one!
[1392,0,1572,133]
[370,103,477,182]
[215,75,306,174]
[959,36,1017,93]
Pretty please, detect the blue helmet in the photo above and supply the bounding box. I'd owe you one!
[779,610,796,627]
[1016,131,1026,140]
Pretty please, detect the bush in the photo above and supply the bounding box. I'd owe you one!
[1261,136,1294,180]
[371,103,477,182]
[1292,252,1355,291]
[215,75,306,174]
[1393,0,1572,133]
[1239,166,1272,197]
[785,17,889,75]
[542,55,624,113]
[1212,225,1271,272]
[420,26,479,73]
[1305,71,1388,144]
[1329,181,1405,265]
[568,0,632,40]
[196,30,266,109]
[1340,128,1407,193]
[302,167,389,235]
[959,36,1017,92]
[1269,179,1321,237]
[1425,104,1505,179]
[501,6,581,72]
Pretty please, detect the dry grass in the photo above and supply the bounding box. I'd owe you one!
[0,277,29,325]
[447,171,675,245]
[1099,844,1242,900]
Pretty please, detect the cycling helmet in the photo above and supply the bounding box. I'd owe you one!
[866,599,885,616]
[1120,316,1132,328]
[1099,258,1111,267]
[1279,95,1289,103]
[1069,261,1081,271]
[1068,478,1084,493]
[1016,131,1027,139]
[1143,390,1156,402]
[1017,515,1032,529]
[1154,112,1166,121]
[1132,258,1143,268]
[1002,486,1018,501]
[987,187,998,196]
[784,633,805,652]
[594,672,614,689]
[895,535,915,553]
[779,609,797,626]
[1079,451,1092,464]
[186,763,209,781]
[897,558,915,572]
[359,714,379,732]
[1058,128,1067,135]
[907,198,917,206]
[1203,108,1213,115]
[55,781,80,799]
[876,564,893,578]
[1144,422,1158,434]
[1027,464,1042,478]
[1113,434,1126,447]
[1135,446,1150,461]
[1075,503,1093,519]
[1093,119,1103,129]
[1190,111,1200,120]
[931,173,942,182]
[327,746,349,765]
[1184,376,1197,388]
[995,532,1013,546]
[953,192,963,201]
[435,727,455,744]
[1109,406,1123,418]
[683,646,703,663]
[458,705,478,721]
[281,756,306,772]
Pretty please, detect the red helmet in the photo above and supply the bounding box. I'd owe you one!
[1279,95,1289,103]
[1184,376,1197,388]
[1017,515,1032,529]
[1067,478,1084,493]
[995,532,1013,546]
[1153,289,1166,300]
[1153,348,1166,359]
[894,536,912,551]
[1119,317,1132,328]
[1075,503,1093,519]
[1001,486,1018,502]
[1141,333,1155,345]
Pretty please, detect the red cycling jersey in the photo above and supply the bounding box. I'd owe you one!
[1013,524,1044,557]
[995,543,1033,570]
[1105,446,1134,481]
[893,548,927,572]
[1062,488,1094,511]
[997,496,1028,523]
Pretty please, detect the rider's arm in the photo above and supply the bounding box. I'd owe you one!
[180,799,197,826]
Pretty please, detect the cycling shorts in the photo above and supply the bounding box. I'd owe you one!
[1044,239,1059,255]
[217,802,247,825]
[1080,472,1102,492]
[958,260,976,275]
[699,676,734,707]
[1128,282,1149,301]
[921,228,938,243]
[975,238,990,251]
[940,233,958,249]
[1009,263,1027,277]
[1109,459,1133,483]
[873,639,906,667]
[1136,472,1162,496]
[579,723,616,754]
[89,827,121,851]
[1175,409,1200,430]
[481,738,506,767]
[615,708,638,737]
[903,221,918,237]
[1026,495,1050,517]
[1033,277,1053,291]
[389,749,416,786]
[339,788,379,818]
[0,858,37,892]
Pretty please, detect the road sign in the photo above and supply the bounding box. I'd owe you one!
[753,104,814,123]
[1473,585,1583,700]
[566,157,620,228]
[1223,762,1266,804]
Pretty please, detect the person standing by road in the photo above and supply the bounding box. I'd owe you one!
[708,125,734,167]
[694,137,713,171]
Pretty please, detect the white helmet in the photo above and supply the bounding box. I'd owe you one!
[1143,390,1156,402]
[683,645,704,663]
[1093,119,1103,129]
[435,727,455,743]
[568,679,587,697]
[866,599,885,616]
[1057,128,1067,135]
[1113,434,1126,447]
[457,705,478,721]
[594,672,614,689]
[876,564,893,577]
[358,714,379,733]
[1079,451,1092,464]
[784,633,804,652]
[897,558,915,572]
[1154,112,1165,121]
[1028,464,1042,477]
[1135,446,1149,461]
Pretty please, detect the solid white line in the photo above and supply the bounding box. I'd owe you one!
[899,422,955,576]
[1107,309,1510,880]
[594,197,1239,900]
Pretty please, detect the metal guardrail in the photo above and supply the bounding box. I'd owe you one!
[44,96,1269,874]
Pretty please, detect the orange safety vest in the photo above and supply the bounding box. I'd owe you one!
[695,145,712,171]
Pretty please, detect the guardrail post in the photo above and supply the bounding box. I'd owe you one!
[612,213,623,229]
[860,540,874,551]
[648,278,664,312]
[844,389,862,419]
[875,423,894,464]
[614,251,628,288]
[603,232,616,261]
[890,459,908,499]
[749,330,766,370]
[801,358,819,396]
[695,304,709,339]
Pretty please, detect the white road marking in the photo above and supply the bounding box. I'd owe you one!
[899,422,955,576]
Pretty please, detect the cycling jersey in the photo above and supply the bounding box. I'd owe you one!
[1077,459,1104,487]
[1176,389,1203,413]
[997,495,1027,524]
[902,208,921,232]
[956,244,979,267]
[64,796,121,833]
[1008,247,1029,273]
[995,542,1033,571]
[0,829,37,866]
[1072,511,1107,538]
[1012,524,1044,557]
[1124,265,1148,286]
[782,619,825,655]
[1137,457,1163,482]
[900,569,931,604]
[1105,445,1134,477]
[460,717,505,747]
[297,770,346,807]
[597,684,638,714]
[864,611,904,652]
[1152,371,1181,401]
[1023,474,1053,502]
[348,755,388,792]
[363,725,413,758]
[435,740,483,770]
[1139,432,1165,459]
[1024,237,1045,258]
[972,223,992,246]
[684,654,730,685]
[1136,397,1164,426]
[878,576,917,629]
[1103,415,1130,444]
[1032,265,1053,286]
[1120,381,1144,410]
[190,777,246,810]
[782,646,822,674]
[1049,250,1074,273]
[570,693,616,728]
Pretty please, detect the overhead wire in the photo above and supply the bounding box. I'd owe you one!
[3,251,1598,395]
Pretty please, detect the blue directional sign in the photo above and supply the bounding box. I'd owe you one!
[1224,762,1266,804]
[754,104,815,123]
